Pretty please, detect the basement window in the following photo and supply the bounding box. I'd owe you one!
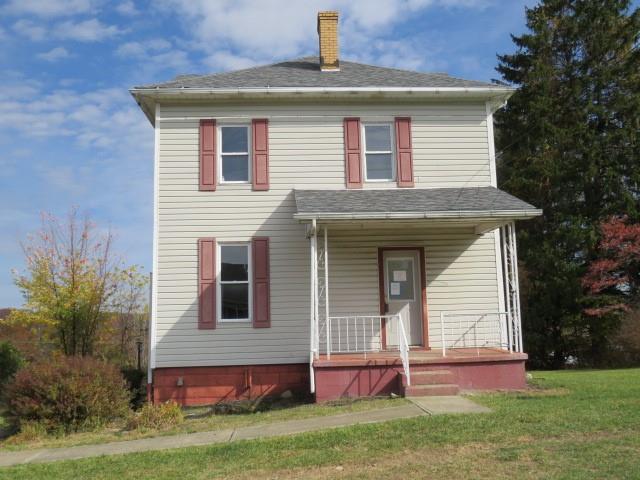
[363,124,395,181]
[218,244,251,322]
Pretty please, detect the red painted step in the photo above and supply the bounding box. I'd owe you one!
[403,383,460,397]
[401,370,455,387]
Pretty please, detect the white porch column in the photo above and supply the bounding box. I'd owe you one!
[501,221,523,353]
[309,219,317,393]
[510,222,523,352]
[324,227,330,359]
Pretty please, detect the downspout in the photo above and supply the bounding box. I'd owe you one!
[148,102,160,403]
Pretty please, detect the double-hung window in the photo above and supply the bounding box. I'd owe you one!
[363,124,395,181]
[220,125,250,182]
[219,244,250,322]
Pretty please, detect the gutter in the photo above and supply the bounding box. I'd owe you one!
[293,209,542,222]
[130,86,514,96]
[130,86,514,126]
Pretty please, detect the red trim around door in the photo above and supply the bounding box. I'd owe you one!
[377,247,429,349]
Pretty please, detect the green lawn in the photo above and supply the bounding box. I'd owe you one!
[0,396,404,451]
[2,369,640,479]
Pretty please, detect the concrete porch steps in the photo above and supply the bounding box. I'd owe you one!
[400,369,460,397]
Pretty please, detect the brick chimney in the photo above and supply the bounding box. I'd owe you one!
[317,11,339,71]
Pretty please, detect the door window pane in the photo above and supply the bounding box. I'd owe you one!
[221,245,248,281]
[387,259,415,301]
[365,125,391,150]
[221,283,249,319]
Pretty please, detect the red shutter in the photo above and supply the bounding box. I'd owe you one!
[252,237,270,328]
[252,119,269,191]
[343,117,363,188]
[199,119,216,191]
[198,238,216,329]
[395,117,414,187]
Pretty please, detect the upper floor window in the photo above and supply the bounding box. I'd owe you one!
[363,124,395,181]
[219,243,250,322]
[220,126,250,183]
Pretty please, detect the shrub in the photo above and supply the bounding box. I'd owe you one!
[0,340,24,386]
[6,355,131,432]
[6,421,49,444]
[127,401,184,431]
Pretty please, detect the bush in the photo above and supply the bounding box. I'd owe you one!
[6,421,49,444]
[0,340,24,385]
[127,401,184,431]
[6,355,131,432]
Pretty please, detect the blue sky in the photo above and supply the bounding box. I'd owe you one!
[0,0,542,307]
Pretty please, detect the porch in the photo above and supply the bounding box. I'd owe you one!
[294,187,541,400]
[313,348,528,401]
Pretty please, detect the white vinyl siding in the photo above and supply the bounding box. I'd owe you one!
[154,100,498,367]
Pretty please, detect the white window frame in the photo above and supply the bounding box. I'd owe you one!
[362,122,396,182]
[217,242,252,323]
[218,124,251,184]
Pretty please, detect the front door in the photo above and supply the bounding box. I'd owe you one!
[382,249,424,346]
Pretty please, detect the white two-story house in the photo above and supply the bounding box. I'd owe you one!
[131,11,540,405]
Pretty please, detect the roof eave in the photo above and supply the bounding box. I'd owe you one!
[130,85,514,100]
[293,209,542,222]
[130,85,515,126]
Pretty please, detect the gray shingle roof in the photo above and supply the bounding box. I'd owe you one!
[294,187,540,220]
[135,56,498,90]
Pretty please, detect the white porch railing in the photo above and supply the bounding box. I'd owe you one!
[319,306,411,386]
[438,311,521,357]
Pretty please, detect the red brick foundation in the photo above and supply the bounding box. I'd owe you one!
[313,355,527,402]
[151,363,309,406]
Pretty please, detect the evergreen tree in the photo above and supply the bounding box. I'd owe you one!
[495,0,640,367]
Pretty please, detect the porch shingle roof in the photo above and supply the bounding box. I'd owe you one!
[293,187,541,221]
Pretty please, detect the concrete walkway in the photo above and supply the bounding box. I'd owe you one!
[408,396,492,415]
[0,397,491,468]
[0,404,425,467]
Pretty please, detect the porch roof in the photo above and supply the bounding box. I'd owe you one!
[293,187,541,223]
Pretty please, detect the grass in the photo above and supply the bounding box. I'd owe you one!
[2,369,640,479]
[0,396,405,451]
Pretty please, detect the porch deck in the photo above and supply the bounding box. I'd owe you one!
[314,347,528,368]
[312,347,528,401]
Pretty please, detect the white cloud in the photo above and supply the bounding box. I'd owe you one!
[115,1,139,16]
[114,39,192,79]
[13,17,124,43]
[53,18,125,42]
[203,51,260,71]
[12,19,47,41]
[156,0,490,72]
[37,46,71,62]
[115,39,172,58]
[0,81,150,154]
[2,0,100,17]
